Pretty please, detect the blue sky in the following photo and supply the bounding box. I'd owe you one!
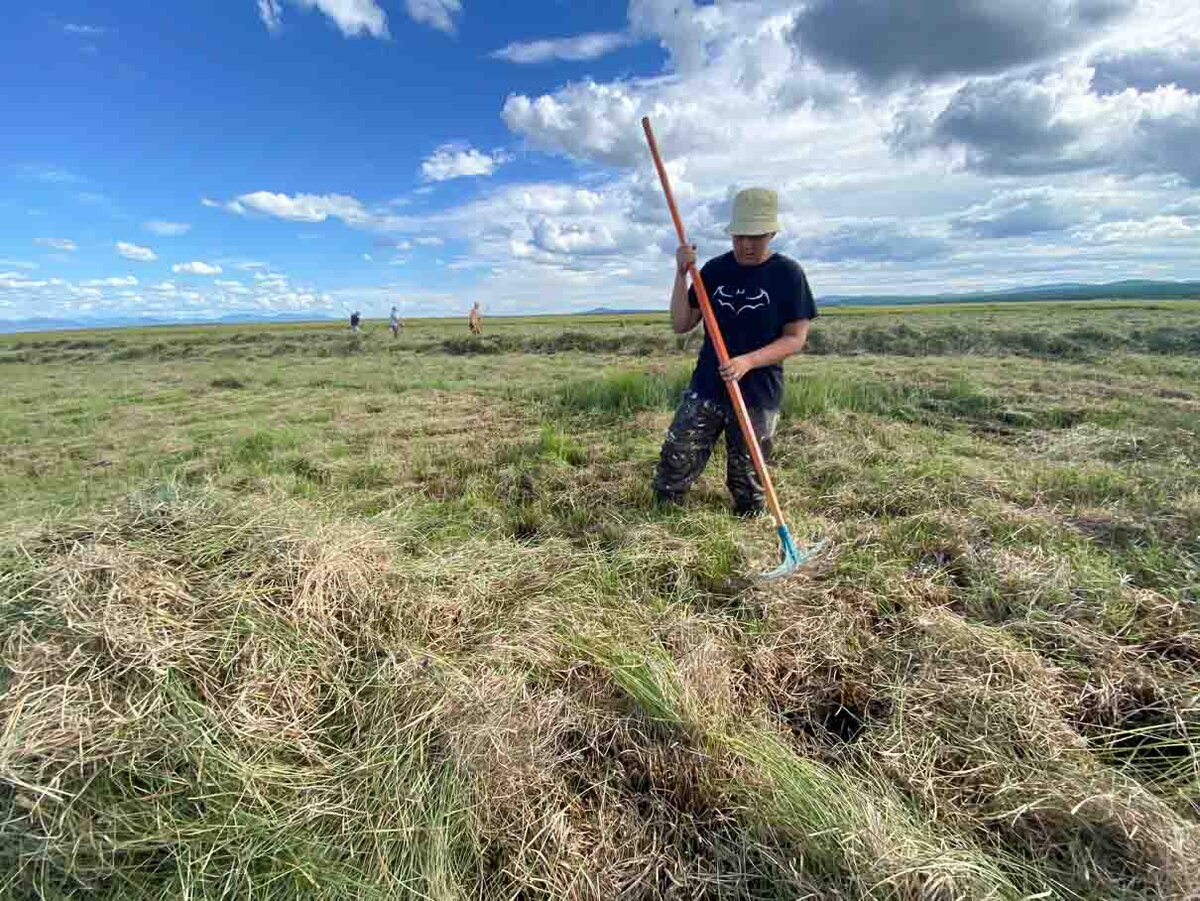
[2,0,1199,324]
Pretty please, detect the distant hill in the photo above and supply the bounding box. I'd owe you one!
[0,311,340,335]
[3,280,1198,334]
[818,279,1200,307]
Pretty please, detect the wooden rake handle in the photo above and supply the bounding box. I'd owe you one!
[641,117,787,530]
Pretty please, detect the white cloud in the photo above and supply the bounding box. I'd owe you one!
[0,274,50,290]
[82,276,139,288]
[34,237,77,252]
[420,144,509,182]
[116,241,158,262]
[173,261,223,275]
[804,221,952,263]
[258,0,283,31]
[63,23,106,35]
[18,164,78,183]
[502,81,649,168]
[414,236,443,246]
[76,191,113,207]
[375,238,412,251]
[628,0,731,74]
[492,31,633,64]
[145,220,192,236]
[953,187,1085,238]
[1080,215,1195,244]
[253,271,290,288]
[405,0,461,35]
[0,260,37,270]
[227,190,371,223]
[362,253,373,262]
[215,190,424,237]
[200,197,221,208]
[893,65,1200,185]
[260,0,388,38]
[254,0,461,38]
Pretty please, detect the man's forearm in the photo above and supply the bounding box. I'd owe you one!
[744,331,808,368]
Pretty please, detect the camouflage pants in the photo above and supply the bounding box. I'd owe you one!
[653,390,779,515]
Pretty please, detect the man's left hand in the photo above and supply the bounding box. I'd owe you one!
[719,355,754,382]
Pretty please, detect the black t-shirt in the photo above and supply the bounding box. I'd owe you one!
[687,251,817,409]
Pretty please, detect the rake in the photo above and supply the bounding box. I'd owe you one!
[642,116,825,579]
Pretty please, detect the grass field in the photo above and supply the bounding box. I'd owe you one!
[2,301,1199,899]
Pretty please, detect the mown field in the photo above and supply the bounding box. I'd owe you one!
[2,301,1199,899]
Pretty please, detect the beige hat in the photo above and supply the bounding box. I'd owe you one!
[727,187,780,235]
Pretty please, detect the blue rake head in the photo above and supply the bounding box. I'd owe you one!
[762,524,827,580]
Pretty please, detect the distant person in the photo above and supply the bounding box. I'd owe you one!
[350,310,361,334]
[389,305,402,338]
[468,301,482,335]
[653,187,817,517]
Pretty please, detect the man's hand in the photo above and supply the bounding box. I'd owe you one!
[675,244,696,276]
[719,355,755,382]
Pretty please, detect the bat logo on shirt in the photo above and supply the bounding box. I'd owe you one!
[713,286,770,315]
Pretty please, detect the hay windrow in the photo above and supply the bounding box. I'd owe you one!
[3,305,1199,898]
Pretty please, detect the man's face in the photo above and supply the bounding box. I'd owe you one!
[732,232,775,266]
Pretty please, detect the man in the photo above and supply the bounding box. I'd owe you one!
[389,305,402,338]
[350,310,361,334]
[653,187,817,517]
[468,301,482,335]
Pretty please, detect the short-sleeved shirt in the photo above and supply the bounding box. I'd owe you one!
[687,251,817,409]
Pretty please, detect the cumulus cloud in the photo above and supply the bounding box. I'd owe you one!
[628,0,729,74]
[529,219,626,256]
[1165,195,1200,216]
[257,0,388,37]
[2,267,336,324]
[226,191,372,224]
[1080,215,1195,243]
[503,81,653,168]
[35,237,77,252]
[503,9,853,169]
[145,220,191,236]
[952,187,1089,238]
[1093,41,1200,94]
[258,0,460,37]
[173,261,223,275]
[82,276,139,288]
[405,0,461,35]
[794,0,1134,84]
[116,242,158,262]
[0,274,50,290]
[802,221,952,263]
[894,66,1200,184]
[63,23,106,35]
[257,0,283,31]
[492,31,633,64]
[420,144,510,181]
